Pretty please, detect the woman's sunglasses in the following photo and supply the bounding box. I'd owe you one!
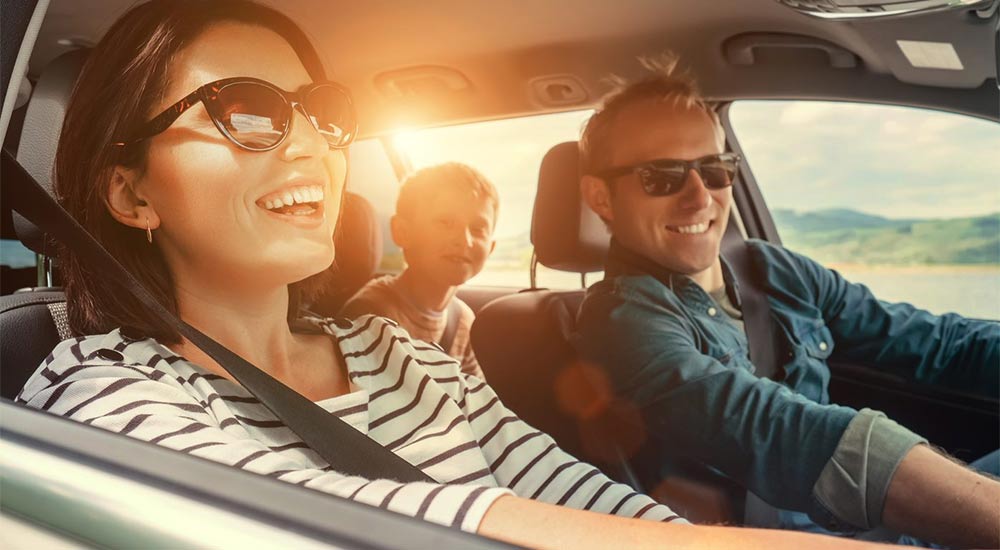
[116,76,357,152]
[595,152,742,196]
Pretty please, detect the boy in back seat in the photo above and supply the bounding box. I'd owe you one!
[340,162,497,380]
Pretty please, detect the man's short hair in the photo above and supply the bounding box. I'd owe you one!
[396,162,500,225]
[579,52,725,177]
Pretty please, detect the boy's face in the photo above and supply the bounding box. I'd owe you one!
[393,187,497,287]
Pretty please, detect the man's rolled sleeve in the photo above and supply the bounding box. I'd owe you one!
[813,408,927,529]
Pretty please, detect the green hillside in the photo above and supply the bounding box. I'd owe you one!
[773,209,1000,265]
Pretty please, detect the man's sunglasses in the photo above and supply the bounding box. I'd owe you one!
[116,77,357,152]
[595,152,742,196]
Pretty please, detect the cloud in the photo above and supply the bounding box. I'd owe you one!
[730,100,1000,220]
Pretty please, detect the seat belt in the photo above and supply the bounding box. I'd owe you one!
[2,149,432,483]
[719,223,784,524]
[439,298,463,353]
[721,226,780,380]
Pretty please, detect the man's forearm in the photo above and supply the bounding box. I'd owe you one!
[883,444,1000,548]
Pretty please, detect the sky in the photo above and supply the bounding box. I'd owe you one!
[729,100,1000,220]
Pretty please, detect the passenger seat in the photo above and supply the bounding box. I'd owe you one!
[1,50,88,400]
[472,141,633,474]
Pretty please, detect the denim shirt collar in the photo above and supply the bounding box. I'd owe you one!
[605,239,743,309]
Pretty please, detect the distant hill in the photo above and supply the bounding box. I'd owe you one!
[772,208,1000,265]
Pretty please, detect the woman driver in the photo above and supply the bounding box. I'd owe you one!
[16,1,892,548]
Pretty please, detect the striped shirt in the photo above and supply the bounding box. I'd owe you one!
[17,315,682,533]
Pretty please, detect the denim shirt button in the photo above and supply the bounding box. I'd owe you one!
[708,307,718,317]
[819,341,828,351]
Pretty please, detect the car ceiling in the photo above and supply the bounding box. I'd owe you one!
[28,0,1000,138]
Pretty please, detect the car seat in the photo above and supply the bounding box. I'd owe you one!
[1,49,88,400]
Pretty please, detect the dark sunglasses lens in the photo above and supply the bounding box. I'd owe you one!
[304,85,356,148]
[216,83,288,149]
[641,164,687,196]
[700,157,738,189]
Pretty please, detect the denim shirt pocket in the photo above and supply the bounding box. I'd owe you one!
[800,320,835,361]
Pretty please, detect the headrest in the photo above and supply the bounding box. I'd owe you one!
[14,49,90,255]
[308,191,383,316]
[531,141,610,274]
[332,191,383,289]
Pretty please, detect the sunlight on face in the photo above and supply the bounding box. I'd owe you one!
[136,23,346,295]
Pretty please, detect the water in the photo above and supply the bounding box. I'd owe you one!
[831,266,1000,320]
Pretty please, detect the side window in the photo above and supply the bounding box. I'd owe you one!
[345,138,404,271]
[729,101,1000,320]
[390,110,595,288]
[1,239,37,295]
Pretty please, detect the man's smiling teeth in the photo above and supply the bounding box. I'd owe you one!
[261,185,324,210]
[668,222,710,234]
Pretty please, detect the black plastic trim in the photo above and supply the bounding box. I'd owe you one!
[717,102,781,244]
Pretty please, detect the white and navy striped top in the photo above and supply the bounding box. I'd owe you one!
[17,315,682,533]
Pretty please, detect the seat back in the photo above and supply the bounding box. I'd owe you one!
[307,191,383,317]
[2,50,88,399]
[473,142,629,469]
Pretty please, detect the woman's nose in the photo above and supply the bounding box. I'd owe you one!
[279,107,327,160]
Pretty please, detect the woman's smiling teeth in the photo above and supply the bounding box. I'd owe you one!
[667,221,711,235]
[259,185,325,216]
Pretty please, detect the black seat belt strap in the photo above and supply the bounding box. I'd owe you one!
[2,149,431,483]
[721,227,780,380]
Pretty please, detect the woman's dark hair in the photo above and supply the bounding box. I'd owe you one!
[55,0,331,342]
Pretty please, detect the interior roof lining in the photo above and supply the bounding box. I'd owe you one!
[23,0,1000,137]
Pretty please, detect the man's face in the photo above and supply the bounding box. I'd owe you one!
[593,99,731,278]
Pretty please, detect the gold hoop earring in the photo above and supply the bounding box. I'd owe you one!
[146,217,153,244]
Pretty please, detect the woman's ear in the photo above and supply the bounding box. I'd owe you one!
[580,175,615,224]
[106,166,159,230]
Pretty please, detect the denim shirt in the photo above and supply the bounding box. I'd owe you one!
[572,239,999,525]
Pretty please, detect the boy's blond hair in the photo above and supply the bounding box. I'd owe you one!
[396,162,500,225]
[579,52,725,177]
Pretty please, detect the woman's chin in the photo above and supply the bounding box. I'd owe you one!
[255,246,335,286]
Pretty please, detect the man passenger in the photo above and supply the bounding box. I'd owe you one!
[572,53,999,547]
